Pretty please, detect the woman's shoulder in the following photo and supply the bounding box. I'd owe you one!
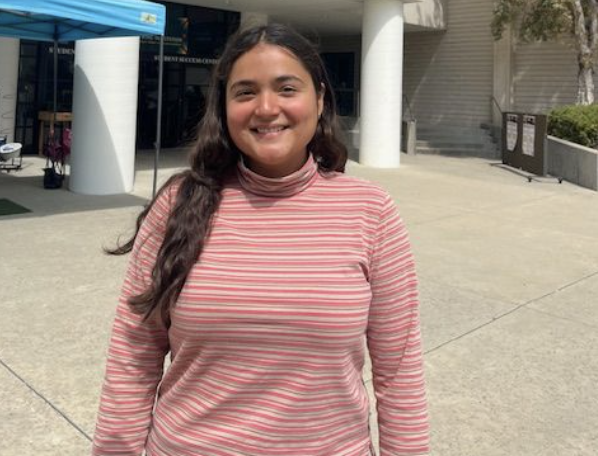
[146,175,186,222]
[317,171,394,204]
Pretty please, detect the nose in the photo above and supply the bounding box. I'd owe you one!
[255,91,280,117]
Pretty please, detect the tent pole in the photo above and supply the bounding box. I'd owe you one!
[153,34,165,198]
[53,38,58,135]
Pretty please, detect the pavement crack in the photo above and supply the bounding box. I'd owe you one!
[525,306,598,330]
[553,269,598,293]
[425,306,516,355]
[425,270,598,355]
[0,357,92,442]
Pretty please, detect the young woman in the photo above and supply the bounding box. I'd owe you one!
[92,23,429,456]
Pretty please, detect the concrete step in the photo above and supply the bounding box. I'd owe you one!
[416,146,500,159]
[416,122,500,158]
[417,130,494,140]
[418,125,495,138]
[416,140,491,149]
[340,121,501,159]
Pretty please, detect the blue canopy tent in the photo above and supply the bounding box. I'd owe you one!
[0,0,166,195]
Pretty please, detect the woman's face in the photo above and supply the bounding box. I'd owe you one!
[226,43,324,178]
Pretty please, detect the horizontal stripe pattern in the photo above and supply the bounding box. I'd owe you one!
[92,157,429,456]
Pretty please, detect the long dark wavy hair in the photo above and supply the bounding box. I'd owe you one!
[111,23,348,324]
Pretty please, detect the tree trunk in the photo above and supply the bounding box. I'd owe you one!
[577,54,595,105]
[589,0,598,104]
[572,0,596,104]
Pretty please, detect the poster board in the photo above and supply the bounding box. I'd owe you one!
[522,115,536,157]
[506,113,518,152]
[502,113,547,176]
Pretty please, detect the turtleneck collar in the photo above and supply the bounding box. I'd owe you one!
[236,154,319,198]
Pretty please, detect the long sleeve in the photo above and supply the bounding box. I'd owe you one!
[92,190,172,455]
[367,194,429,456]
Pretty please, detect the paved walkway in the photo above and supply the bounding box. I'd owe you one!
[1,150,597,455]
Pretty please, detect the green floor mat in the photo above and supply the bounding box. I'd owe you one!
[0,198,31,216]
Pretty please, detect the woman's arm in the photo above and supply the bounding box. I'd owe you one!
[367,194,430,456]
[92,191,173,456]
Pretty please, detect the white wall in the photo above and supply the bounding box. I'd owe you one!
[403,0,494,129]
[0,37,20,143]
[404,0,446,30]
[513,40,598,113]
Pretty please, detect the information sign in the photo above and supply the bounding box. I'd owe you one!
[506,113,518,152]
[522,115,536,157]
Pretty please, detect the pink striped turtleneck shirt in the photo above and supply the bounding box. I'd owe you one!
[92,156,429,456]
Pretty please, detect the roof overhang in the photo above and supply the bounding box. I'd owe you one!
[170,0,440,36]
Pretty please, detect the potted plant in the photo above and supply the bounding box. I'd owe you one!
[43,128,71,189]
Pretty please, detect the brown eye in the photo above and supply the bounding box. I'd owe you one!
[280,86,297,95]
[234,89,254,98]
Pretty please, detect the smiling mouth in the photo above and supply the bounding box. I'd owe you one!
[251,126,288,134]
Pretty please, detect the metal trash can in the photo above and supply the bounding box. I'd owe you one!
[502,113,548,176]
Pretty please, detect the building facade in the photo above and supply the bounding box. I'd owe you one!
[2,2,239,155]
[0,0,595,194]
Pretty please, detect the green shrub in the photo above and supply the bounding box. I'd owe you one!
[548,104,598,149]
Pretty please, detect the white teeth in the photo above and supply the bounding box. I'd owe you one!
[255,126,285,134]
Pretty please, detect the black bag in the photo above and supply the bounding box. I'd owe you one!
[43,167,64,189]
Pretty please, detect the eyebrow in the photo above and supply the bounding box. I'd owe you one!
[228,75,305,92]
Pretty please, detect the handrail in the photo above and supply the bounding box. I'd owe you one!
[489,96,505,153]
[403,93,415,122]
[490,96,504,117]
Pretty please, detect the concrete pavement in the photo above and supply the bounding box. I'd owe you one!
[1,150,597,455]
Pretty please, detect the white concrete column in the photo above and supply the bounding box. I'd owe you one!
[360,0,405,167]
[69,37,140,195]
[493,25,513,126]
[0,38,20,143]
[240,12,268,29]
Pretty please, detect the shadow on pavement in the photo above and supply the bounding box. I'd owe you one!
[0,150,193,218]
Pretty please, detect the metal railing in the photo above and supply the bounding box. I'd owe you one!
[403,93,415,122]
[490,95,504,119]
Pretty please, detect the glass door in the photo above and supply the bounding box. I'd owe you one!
[137,61,212,149]
[14,41,39,154]
[14,41,74,155]
[321,52,357,117]
[180,65,210,143]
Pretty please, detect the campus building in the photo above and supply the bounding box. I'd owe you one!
[0,0,596,194]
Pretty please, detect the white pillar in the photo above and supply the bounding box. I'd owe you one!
[240,12,268,29]
[0,38,20,143]
[69,37,140,195]
[360,0,405,167]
